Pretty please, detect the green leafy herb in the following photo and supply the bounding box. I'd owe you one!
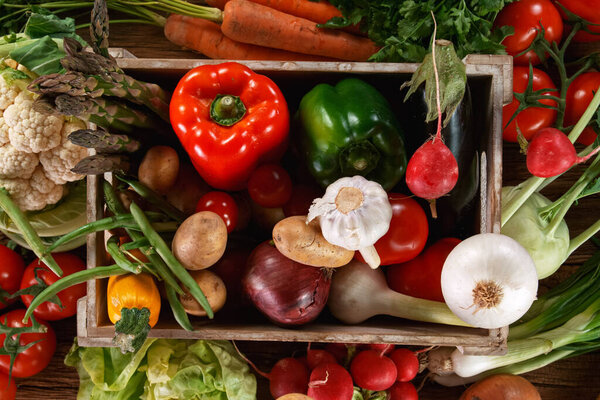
[8,35,65,76]
[324,0,515,62]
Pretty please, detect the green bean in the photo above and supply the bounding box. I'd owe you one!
[103,180,185,296]
[106,236,142,274]
[0,188,62,276]
[23,264,126,323]
[165,284,194,331]
[119,237,151,251]
[129,202,214,318]
[115,174,186,222]
[45,213,178,254]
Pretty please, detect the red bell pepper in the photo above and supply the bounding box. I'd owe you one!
[170,62,289,191]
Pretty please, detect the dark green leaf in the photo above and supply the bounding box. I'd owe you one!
[113,307,151,354]
[24,13,86,45]
[9,35,65,76]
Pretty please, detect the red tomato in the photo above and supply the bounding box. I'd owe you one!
[20,253,86,321]
[0,309,56,378]
[386,238,461,302]
[247,164,292,208]
[195,191,239,233]
[356,194,428,266]
[0,372,16,400]
[0,245,25,310]
[494,0,563,65]
[555,0,600,42]
[282,184,322,217]
[565,71,600,145]
[503,66,558,142]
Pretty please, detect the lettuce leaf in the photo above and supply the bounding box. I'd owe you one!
[65,339,257,400]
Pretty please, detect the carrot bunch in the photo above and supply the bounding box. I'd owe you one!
[163,0,379,61]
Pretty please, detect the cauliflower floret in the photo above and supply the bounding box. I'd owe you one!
[3,93,64,153]
[40,120,88,184]
[0,76,20,111]
[0,142,39,179]
[0,167,63,211]
[0,117,10,145]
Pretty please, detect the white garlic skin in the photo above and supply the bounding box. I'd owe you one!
[307,175,392,251]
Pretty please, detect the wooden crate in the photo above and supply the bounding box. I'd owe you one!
[77,55,512,355]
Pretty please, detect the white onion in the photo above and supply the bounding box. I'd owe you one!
[441,233,538,329]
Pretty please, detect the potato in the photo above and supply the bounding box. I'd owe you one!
[273,216,355,268]
[138,145,180,194]
[172,211,228,270]
[251,201,285,233]
[166,163,211,215]
[179,270,227,317]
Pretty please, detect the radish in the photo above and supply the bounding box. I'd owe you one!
[367,343,395,356]
[389,348,419,382]
[526,127,600,178]
[307,363,354,400]
[306,348,338,370]
[350,349,397,391]
[388,381,419,400]
[405,20,459,217]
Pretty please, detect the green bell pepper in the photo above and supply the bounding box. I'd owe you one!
[297,78,407,190]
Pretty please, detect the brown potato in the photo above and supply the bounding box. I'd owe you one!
[173,211,228,270]
[273,216,355,268]
[277,395,314,400]
[251,201,285,233]
[179,269,227,317]
[138,146,180,195]
[166,163,211,215]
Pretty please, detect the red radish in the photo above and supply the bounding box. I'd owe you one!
[388,381,419,400]
[324,343,349,363]
[232,344,310,399]
[350,349,397,391]
[307,363,354,400]
[526,127,600,177]
[405,20,459,217]
[389,348,419,382]
[367,343,395,356]
[306,349,338,370]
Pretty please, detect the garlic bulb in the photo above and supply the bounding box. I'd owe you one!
[307,175,392,268]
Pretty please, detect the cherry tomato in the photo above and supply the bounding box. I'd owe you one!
[356,194,428,266]
[247,164,292,208]
[282,184,323,217]
[494,0,563,65]
[503,66,558,142]
[0,309,56,378]
[195,191,239,233]
[0,245,25,310]
[19,253,86,321]
[555,0,600,42]
[0,372,16,400]
[565,71,600,145]
[386,238,461,302]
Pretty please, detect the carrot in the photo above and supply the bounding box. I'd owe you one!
[206,0,341,25]
[221,0,378,61]
[164,14,337,61]
[207,0,363,35]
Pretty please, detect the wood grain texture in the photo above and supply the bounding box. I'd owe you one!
[12,22,600,400]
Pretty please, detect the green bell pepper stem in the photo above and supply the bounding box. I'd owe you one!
[0,188,62,276]
[129,202,214,318]
[23,265,126,323]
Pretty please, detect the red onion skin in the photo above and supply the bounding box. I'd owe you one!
[243,241,331,326]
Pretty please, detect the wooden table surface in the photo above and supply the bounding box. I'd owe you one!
[13,23,600,400]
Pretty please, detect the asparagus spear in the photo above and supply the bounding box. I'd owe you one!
[68,129,141,153]
[71,154,131,175]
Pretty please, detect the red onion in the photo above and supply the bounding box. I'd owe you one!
[243,241,331,326]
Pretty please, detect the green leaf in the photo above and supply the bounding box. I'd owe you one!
[9,35,65,76]
[24,12,87,45]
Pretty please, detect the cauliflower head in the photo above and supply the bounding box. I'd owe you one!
[0,143,39,179]
[0,74,20,111]
[40,121,89,184]
[0,117,9,145]
[3,92,64,153]
[0,167,64,211]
